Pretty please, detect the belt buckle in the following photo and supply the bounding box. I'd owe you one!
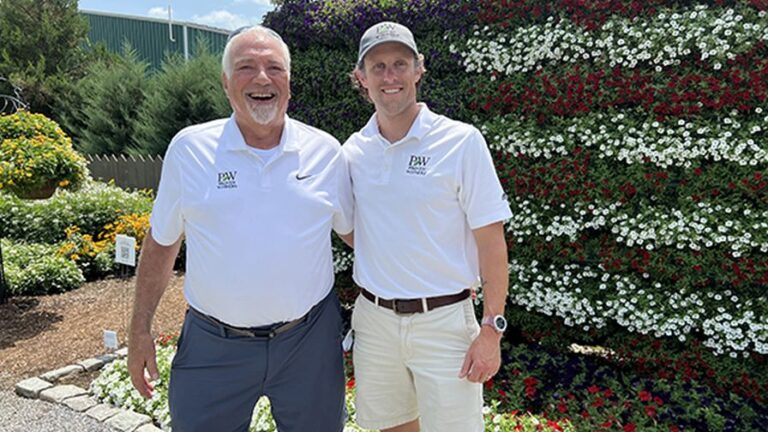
[392,299,421,315]
[391,299,410,315]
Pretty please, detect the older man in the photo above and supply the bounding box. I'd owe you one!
[343,22,512,432]
[127,26,353,432]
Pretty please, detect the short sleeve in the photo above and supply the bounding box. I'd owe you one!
[332,148,354,235]
[149,142,185,245]
[458,128,512,229]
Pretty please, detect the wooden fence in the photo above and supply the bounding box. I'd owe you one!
[86,154,163,191]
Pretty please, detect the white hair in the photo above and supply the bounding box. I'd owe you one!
[221,25,291,78]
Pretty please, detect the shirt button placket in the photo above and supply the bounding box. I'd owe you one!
[381,147,393,184]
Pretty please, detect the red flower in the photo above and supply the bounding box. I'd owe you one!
[547,420,563,431]
[588,385,600,394]
[603,389,614,398]
[654,396,664,406]
[557,403,568,413]
[591,397,605,408]
[624,424,637,432]
[346,378,355,389]
[645,405,657,417]
[525,386,537,398]
[524,376,539,387]
[638,390,652,402]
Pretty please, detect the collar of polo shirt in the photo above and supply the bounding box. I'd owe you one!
[363,103,436,145]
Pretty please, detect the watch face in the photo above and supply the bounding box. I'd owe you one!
[494,315,507,332]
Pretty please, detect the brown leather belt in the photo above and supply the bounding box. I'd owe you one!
[189,307,307,339]
[360,287,470,314]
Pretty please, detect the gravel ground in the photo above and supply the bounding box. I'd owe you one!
[0,391,113,432]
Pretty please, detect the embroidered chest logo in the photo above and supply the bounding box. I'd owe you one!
[217,171,238,189]
[406,155,431,176]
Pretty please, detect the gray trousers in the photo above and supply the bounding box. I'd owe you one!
[169,291,346,432]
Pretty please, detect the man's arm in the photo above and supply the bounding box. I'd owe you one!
[459,221,508,383]
[339,232,354,249]
[127,230,182,398]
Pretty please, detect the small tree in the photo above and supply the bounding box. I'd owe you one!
[132,44,231,156]
[63,44,150,155]
[0,0,90,117]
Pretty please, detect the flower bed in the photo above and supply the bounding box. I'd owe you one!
[90,337,566,432]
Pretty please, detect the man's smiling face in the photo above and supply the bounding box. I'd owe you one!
[355,42,422,120]
[223,33,290,128]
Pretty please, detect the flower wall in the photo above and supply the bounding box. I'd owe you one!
[447,0,768,358]
[265,0,768,361]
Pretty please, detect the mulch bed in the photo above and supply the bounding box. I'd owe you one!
[0,273,187,390]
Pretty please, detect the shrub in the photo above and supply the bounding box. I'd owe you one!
[62,44,149,155]
[132,45,231,156]
[0,0,91,117]
[2,239,84,295]
[0,180,153,244]
[0,111,88,197]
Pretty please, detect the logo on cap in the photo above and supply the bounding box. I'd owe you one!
[375,23,398,38]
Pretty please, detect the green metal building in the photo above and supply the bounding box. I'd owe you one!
[81,10,230,70]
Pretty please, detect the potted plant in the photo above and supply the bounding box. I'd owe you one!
[0,110,87,199]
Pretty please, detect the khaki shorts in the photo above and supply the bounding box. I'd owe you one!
[351,294,483,432]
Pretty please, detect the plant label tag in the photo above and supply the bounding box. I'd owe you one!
[103,330,118,350]
[342,329,354,352]
[115,235,136,266]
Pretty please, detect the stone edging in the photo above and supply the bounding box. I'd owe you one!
[14,347,162,432]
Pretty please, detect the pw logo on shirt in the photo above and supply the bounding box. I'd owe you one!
[406,155,431,176]
[217,171,238,189]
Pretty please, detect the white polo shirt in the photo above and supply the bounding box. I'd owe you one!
[343,104,511,299]
[150,115,353,327]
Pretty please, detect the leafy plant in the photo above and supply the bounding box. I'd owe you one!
[2,239,84,295]
[0,111,88,197]
[0,180,153,244]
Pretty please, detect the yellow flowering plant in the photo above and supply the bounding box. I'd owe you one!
[0,110,88,199]
[57,212,150,279]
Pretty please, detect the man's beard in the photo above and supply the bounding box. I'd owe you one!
[248,102,278,125]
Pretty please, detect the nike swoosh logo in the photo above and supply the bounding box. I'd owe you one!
[296,174,312,180]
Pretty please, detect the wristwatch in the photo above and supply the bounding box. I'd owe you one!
[481,314,507,334]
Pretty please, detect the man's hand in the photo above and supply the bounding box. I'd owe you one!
[458,326,502,383]
[127,231,181,398]
[128,331,159,399]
